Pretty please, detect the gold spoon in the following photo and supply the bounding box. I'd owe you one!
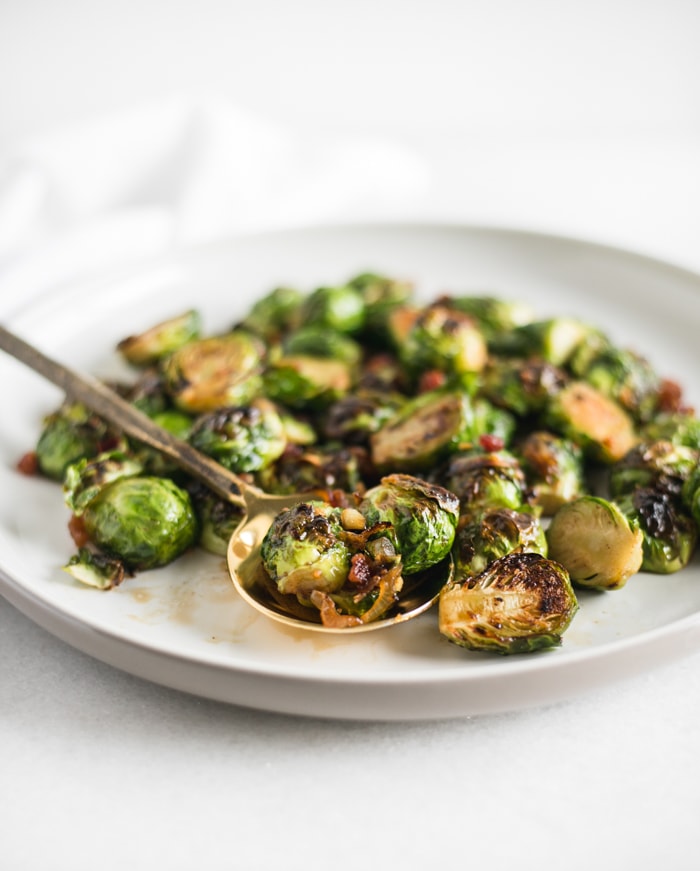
[0,324,451,633]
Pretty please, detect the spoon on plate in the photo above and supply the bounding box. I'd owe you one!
[0,324,451,633]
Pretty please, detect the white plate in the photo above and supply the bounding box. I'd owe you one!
[1,223,700,721]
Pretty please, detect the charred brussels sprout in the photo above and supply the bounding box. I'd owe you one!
[480,357,568,417]
[187,482,245,557]
[616,487,698,574]
[64,450,144,516]
[117,310,201,366]
[260,501,352,599]
[453,507,547,578]
[263,355,353,409]
[63,548,126,590]
[517,431,585,515]
[359,474,459,574]
[546,496,643,590]
[443,449,527,516]
[80,476,198,571]
[35,401,112,481]
[609,440,699,501]
[323,391,405,445]
[283,326,362,366]
[574,345,660,423]
[490,317,593,367]
[370,389,476,473]
[439,294,534,337]
[642,411,700,451]
[347,272,413,335]
[439,552,578,654]
[544,381,638,463]
[394,304,488,376]
[240,286,303,341]
[189,399,286,473]
[256,444,370,495]
[161,331,264,413]
[300,284,365,333]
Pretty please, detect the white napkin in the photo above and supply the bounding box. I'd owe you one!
[0,95,430,313]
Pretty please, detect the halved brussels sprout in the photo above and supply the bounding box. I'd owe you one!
[359,474,459,574]
[189,398,286,473]
[609,440,699,500]
[187,481,245,557]
[642,411,700,451]
[616,487,698,574]
[35,401,112,481]
[439,294,534,337]
[256,444,370,496]
[161,331,265,413]
[576,346,660,423]
[546,496,643,590]
[64,449,144,516]
[283,326,362,366]
[323,391,405,445]
[370,389,475,473]
[263,355,353,409]
[480,357,568,417]
[490,317,594,366]
[117,310,202,366]
[544,381,638,463]
[239,286,304,341]
[396,304,488,376]
[63,547,126,590]
[517,431,585,515]
[453,507,547,578]
[443,449,527,516]
[347,272,413,335]
[439,552,578,654]
[80,476,199,571]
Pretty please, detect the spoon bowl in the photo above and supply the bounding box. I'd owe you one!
[0,324,451,632]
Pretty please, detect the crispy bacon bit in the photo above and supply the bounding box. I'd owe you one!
[68,515,90,548]
[16,451,39,476]
[418,369,447,393]
[479,433,505,452]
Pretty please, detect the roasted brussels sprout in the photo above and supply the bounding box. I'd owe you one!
[256,444,371,495]
[63,547,126,590]
[453,507,547,578]
[161,331,265,413]
[359,474,459,574]
[682,466,700,526]
[187,481,245,557]
[574,345,660,423]
[490,317,593,366]
[116,367,171,417]
[443,449,527,516]
[438,294,534,337]
[78,476,199,571]
[370,389,476,473]
[134,409,195,476]
[35,401,112,481]
[323,391,405,445]
[189,398,286,473]
[480,357,568,417]
[394,304,488,376]
[260,501,352,599]
[239,286,303,341]
[282,326,362,366]
[347,272,413,335]
[609,440,699,501]
[617,487,698,574]
[642,411,700,451]
[546,496,643,590]
[439,552,578,654]
[300,284,365,333]
[544,381,638,463]
[263,355,353,409]
[116,310,201,366]
[64,449,144,516]
[517,431,585,515]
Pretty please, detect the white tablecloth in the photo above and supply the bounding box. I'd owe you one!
[2,2,700,868]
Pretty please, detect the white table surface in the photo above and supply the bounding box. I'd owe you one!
[2,2,700,869]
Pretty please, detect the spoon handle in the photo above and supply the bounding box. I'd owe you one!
[0,324,249,510]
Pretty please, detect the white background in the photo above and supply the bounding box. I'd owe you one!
[1,2,700,870]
